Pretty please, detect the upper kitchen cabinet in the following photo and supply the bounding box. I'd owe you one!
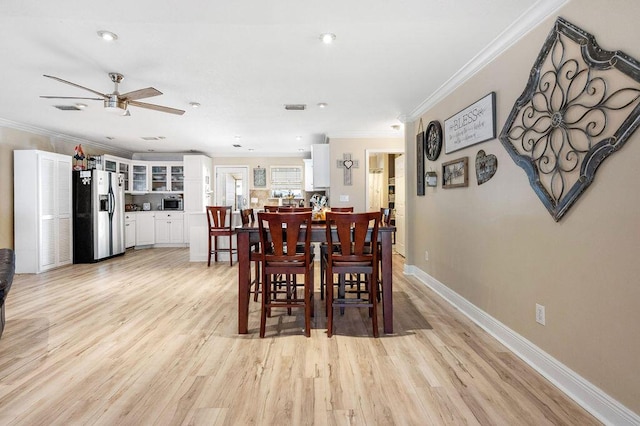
[131,163,149,193]
[311,144,330,188]
[150,162,184,193]
[98,155,131,192]
[183,155,212,212]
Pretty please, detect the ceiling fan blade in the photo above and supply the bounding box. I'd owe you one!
[120,87,162,101]
[40,96,104,100]
[129,100,185,115]
[43,75,107,98]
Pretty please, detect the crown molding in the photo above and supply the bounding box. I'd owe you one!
[0,117,134,158]
[405,0,569,123]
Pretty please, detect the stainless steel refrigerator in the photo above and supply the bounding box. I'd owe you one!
[73,169,125,263]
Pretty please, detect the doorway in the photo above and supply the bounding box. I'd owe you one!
[365,149,405,256]
[214,166,249,211]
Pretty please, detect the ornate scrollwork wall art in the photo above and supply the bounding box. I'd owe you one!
[499,17,640,221]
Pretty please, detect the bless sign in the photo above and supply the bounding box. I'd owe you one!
[445,92,496,154]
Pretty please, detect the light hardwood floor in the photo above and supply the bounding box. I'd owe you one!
[0,248,599,425]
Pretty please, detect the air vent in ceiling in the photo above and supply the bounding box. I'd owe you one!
[284,104,306,111]
[54,105,82,111]
[141,136,160,141]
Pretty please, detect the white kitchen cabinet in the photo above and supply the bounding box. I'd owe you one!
[14,150,73,273]
[131,163,149,193]
[135,212,155,245]
[311,144,330,188]
[154,212,184,244]
[183,155,212,212]
[124,213,136,248]
[303,158,314,191]
[150,162,184,193]
[100,155,131,192]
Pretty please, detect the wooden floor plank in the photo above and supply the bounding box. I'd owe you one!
[0,248,600,425]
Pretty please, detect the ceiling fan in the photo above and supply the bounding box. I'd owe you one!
[40,72,185,115]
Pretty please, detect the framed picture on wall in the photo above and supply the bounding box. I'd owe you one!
[253,167,266,187]
[442,157,469,188]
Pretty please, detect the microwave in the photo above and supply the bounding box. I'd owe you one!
[162,198,183,210]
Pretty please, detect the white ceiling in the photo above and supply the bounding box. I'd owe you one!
[0,0,565,157]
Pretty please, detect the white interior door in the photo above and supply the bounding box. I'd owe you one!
[394,155,406,257]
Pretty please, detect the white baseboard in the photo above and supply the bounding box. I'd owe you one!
[404,264,640,426]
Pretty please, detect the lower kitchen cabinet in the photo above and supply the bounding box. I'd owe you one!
[124,213,136,248]
[135,212,156,246]
[154,212,184,244]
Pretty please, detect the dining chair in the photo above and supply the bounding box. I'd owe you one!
[206,206,237,266]
[324,211,380,337]
[240,208,261,301]
[319,207,354,304]
[258,211,314,337]
[290,206,312,212]
[263,205,280,212]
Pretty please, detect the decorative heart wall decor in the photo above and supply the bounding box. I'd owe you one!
[343,159,353,169]
[476,150,497,185]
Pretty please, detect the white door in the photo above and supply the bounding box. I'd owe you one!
[394,155,406,257]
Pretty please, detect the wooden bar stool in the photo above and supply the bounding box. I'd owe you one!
[325,211,380,337]
[320,207,353,306]
[258,211,315,337]
[206,206,237,266]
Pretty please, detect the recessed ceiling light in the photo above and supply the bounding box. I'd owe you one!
[298,148,305,152]
[75,103,87,109]
[296,136,302,141]
[234,135,241,139]
[97,30,118,41]
[317,102,328,108]
[189,102,201,108]
[248,148,255,152]
[320,33,336,44]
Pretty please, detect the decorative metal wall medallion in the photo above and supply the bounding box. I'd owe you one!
[425,120,443,161]
[476,150,498,185]
[499,17,640,221]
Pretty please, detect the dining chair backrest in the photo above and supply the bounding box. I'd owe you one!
[258,211,313,264]
[330,207,354,212]
[290,206,312,212]
[325,211,380,262]
[263,205,280,212]
[380,208,392,226]
[240,208,256,226]
[206,206,233,230]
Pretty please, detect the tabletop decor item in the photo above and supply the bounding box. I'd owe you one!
[475,150,498,185]
[416,119,425,195]
[442,157,469,188]
[445,92,496,154]
[499,17,640,221]
[425,120,443,161]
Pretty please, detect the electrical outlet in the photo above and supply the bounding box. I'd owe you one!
[535,303,546,325]
[424,251,429,261]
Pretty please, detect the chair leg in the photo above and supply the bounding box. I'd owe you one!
[327,268,333,337]
[228,234,233,266]
[260,273,269,338]
[304,271,311,337]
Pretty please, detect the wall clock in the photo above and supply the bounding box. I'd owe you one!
[425,120,443,161]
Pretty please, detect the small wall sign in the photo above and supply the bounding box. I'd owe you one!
[475,150,498,185]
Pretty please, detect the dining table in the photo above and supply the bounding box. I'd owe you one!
[236,221,396,334]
